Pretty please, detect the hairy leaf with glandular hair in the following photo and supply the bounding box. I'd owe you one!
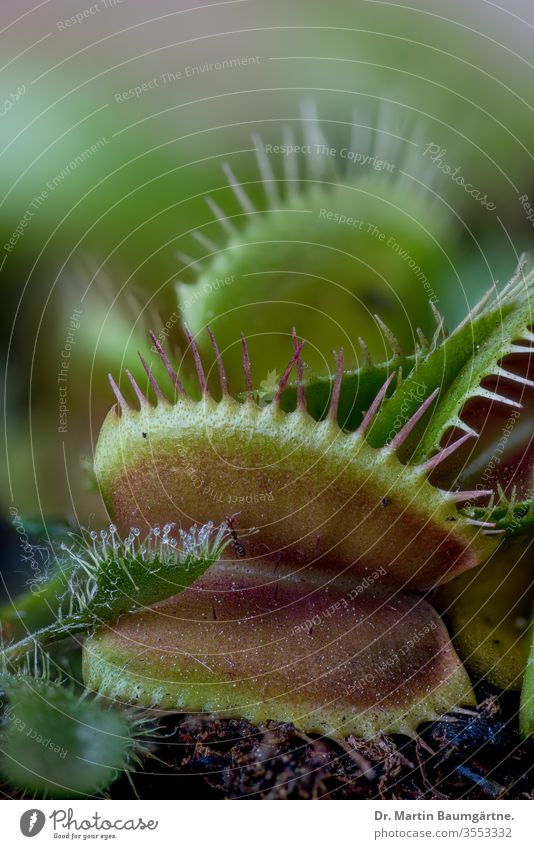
[84,561,474,740]
[1,522,230,666]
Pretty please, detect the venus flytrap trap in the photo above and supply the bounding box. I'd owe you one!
[256,338,419,427]
[461,495,534,539]
[85,261,533,740]
[261,257,534,447]
[0,287,531,802]
[176,104,458,389]
[84,560,475,739]
[96,268,534,589]
[366,259,534,463]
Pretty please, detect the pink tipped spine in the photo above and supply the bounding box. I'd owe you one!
[420,432,474,473]
[108,374,129,412]
[138,351,166,402]
[388,387,439,452]
[150,331,186,398]
[450,489,494,502]
[125,369,148,408]
[207,326,228,396]
[464,518,497,528]
[273,341,305,406]
[329,348,344,423]
[184,325,207,394]
[292,328,306,411]
[358,371,397,437]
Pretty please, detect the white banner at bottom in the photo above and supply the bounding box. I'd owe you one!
[2,799,531,848]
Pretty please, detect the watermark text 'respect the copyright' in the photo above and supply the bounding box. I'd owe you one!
[265,142,395,173]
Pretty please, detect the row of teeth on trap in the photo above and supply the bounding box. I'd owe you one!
[107,327,534,536]
[174,102,443,284]
[114,254,533,413]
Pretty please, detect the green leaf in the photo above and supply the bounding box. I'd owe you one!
[0,674,138,797]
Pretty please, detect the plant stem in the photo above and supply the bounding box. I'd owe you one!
[1,616,92,666]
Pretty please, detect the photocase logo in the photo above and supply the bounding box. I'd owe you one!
[20,809,46,837]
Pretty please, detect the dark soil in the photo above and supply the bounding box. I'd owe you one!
[110,686,534,800]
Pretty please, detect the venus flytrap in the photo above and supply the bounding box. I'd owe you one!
[462,496,534,539]
[86,264,533,739]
